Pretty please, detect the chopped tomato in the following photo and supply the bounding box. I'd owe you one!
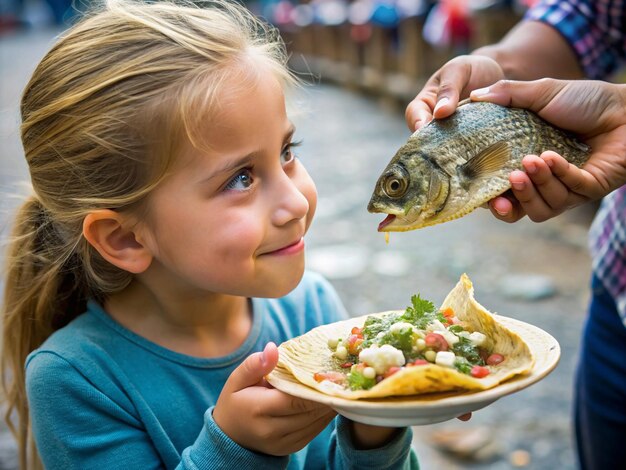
[340,362,354,368]
[486,354,505,365]
[351,326,364,337]
[313,371,346,384]
[470,366,490,378]
[383,366,402,378]
[406,359,429,367]
[347,335,363,355]
[425,332,448,351]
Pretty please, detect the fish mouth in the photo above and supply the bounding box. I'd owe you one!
[377,214,396,231]
[377,213,422,232]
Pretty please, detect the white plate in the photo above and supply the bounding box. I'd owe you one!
[267,315,560,426]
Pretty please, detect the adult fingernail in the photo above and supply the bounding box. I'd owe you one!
[470,86,490,98]
[433,97,449,114]
[512,181,525,191]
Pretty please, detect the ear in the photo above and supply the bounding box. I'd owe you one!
[82,210,152,274]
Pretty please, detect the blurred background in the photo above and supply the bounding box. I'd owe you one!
[0,0,612,468]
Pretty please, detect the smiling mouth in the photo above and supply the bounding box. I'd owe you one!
[266,238,305,255]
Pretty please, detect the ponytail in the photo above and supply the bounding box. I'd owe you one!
[1,196,88,468]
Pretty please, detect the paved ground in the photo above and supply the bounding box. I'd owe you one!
[0,25,595,469]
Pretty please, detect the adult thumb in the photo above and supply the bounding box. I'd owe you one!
[469,78,566,112]
[224,342,279,393]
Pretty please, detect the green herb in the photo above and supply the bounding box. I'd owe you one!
[452,337,484,365]
[361,313,400,344]
[454,357,473,374]
[347,369,376,390]
[375,327,414,355]
[448,325,465,333]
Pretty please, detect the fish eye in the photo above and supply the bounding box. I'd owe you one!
[383,175,408,198]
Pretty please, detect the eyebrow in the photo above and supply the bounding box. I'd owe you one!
[202,124,296,182]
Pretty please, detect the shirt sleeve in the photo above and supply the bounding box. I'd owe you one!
[525,0,626,79]
[328,416,419,469]
[25,352,288,470]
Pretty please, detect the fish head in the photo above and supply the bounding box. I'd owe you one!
[368,148,450,232]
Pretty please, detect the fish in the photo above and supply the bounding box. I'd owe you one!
[367,100,591,231]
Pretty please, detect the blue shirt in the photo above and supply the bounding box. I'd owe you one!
[25,271,418,469]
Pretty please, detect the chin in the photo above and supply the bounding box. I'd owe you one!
[263,267,305,298]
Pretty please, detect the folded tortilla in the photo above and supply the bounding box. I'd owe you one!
[276,274,534,399]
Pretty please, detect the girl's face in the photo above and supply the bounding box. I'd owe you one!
[137,70,316,299]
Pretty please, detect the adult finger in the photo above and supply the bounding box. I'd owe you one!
[470,78,565,111]
[222,342,279,394]
[508,170,562,222]
[488,192,527,223]
[542,151,602,200]
[521,154,570,210]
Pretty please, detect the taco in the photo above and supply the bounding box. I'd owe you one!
[275,274,534,399]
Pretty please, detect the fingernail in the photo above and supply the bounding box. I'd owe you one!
[545,159,554,168]
[433,97,449,114]
[260,349,267,368]
[526,163,537,174]
[470,86,490,98]
[495,209,508,216]
[512,181,525,191]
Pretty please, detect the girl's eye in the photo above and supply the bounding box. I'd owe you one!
[224,168,254,191]
[281,140,302,165]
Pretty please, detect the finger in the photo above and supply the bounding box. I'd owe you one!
[541,151,599,198]
[278,409,337,450]
[406,89,437,131]
[222,342,279,393]
[263,392,334,418]
[488,193,526,223]
[521,154,570,210]
[432,71,469,119]
[508,170,561,222]
[470,78,565,112]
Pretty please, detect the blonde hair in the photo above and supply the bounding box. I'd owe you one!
[1,1,293,467]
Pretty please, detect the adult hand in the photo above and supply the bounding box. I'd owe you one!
[213,342,336,456]
[405,55,505,131]
[470,78,626,222]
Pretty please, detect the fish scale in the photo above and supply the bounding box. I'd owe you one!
[368,101,590,231]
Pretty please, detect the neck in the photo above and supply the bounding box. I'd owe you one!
[104,280,252,358]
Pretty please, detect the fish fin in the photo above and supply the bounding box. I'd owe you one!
[461,141,511,179]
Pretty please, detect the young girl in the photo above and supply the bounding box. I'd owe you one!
[1,0,419,468]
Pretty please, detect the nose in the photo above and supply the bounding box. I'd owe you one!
[270,170,313,227]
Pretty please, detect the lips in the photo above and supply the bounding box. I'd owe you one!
[378,214,396,231]
[265,238,305,255]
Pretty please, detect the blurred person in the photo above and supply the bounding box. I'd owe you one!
[405,1,626,468]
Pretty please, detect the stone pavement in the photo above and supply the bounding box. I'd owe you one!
[0,26,593,469]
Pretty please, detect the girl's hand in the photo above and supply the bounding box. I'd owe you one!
[470,79,626,222]
[405,55,505,131]
[213,343,337,456]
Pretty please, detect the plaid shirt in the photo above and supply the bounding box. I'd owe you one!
[527,0,626,326]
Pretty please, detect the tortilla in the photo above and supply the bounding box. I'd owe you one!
[273,274,534,399]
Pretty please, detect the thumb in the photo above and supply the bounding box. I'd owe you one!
[224,342,279,393]
[469,78,566,111]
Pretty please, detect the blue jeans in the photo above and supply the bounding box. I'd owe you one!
[574,276,626,469]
